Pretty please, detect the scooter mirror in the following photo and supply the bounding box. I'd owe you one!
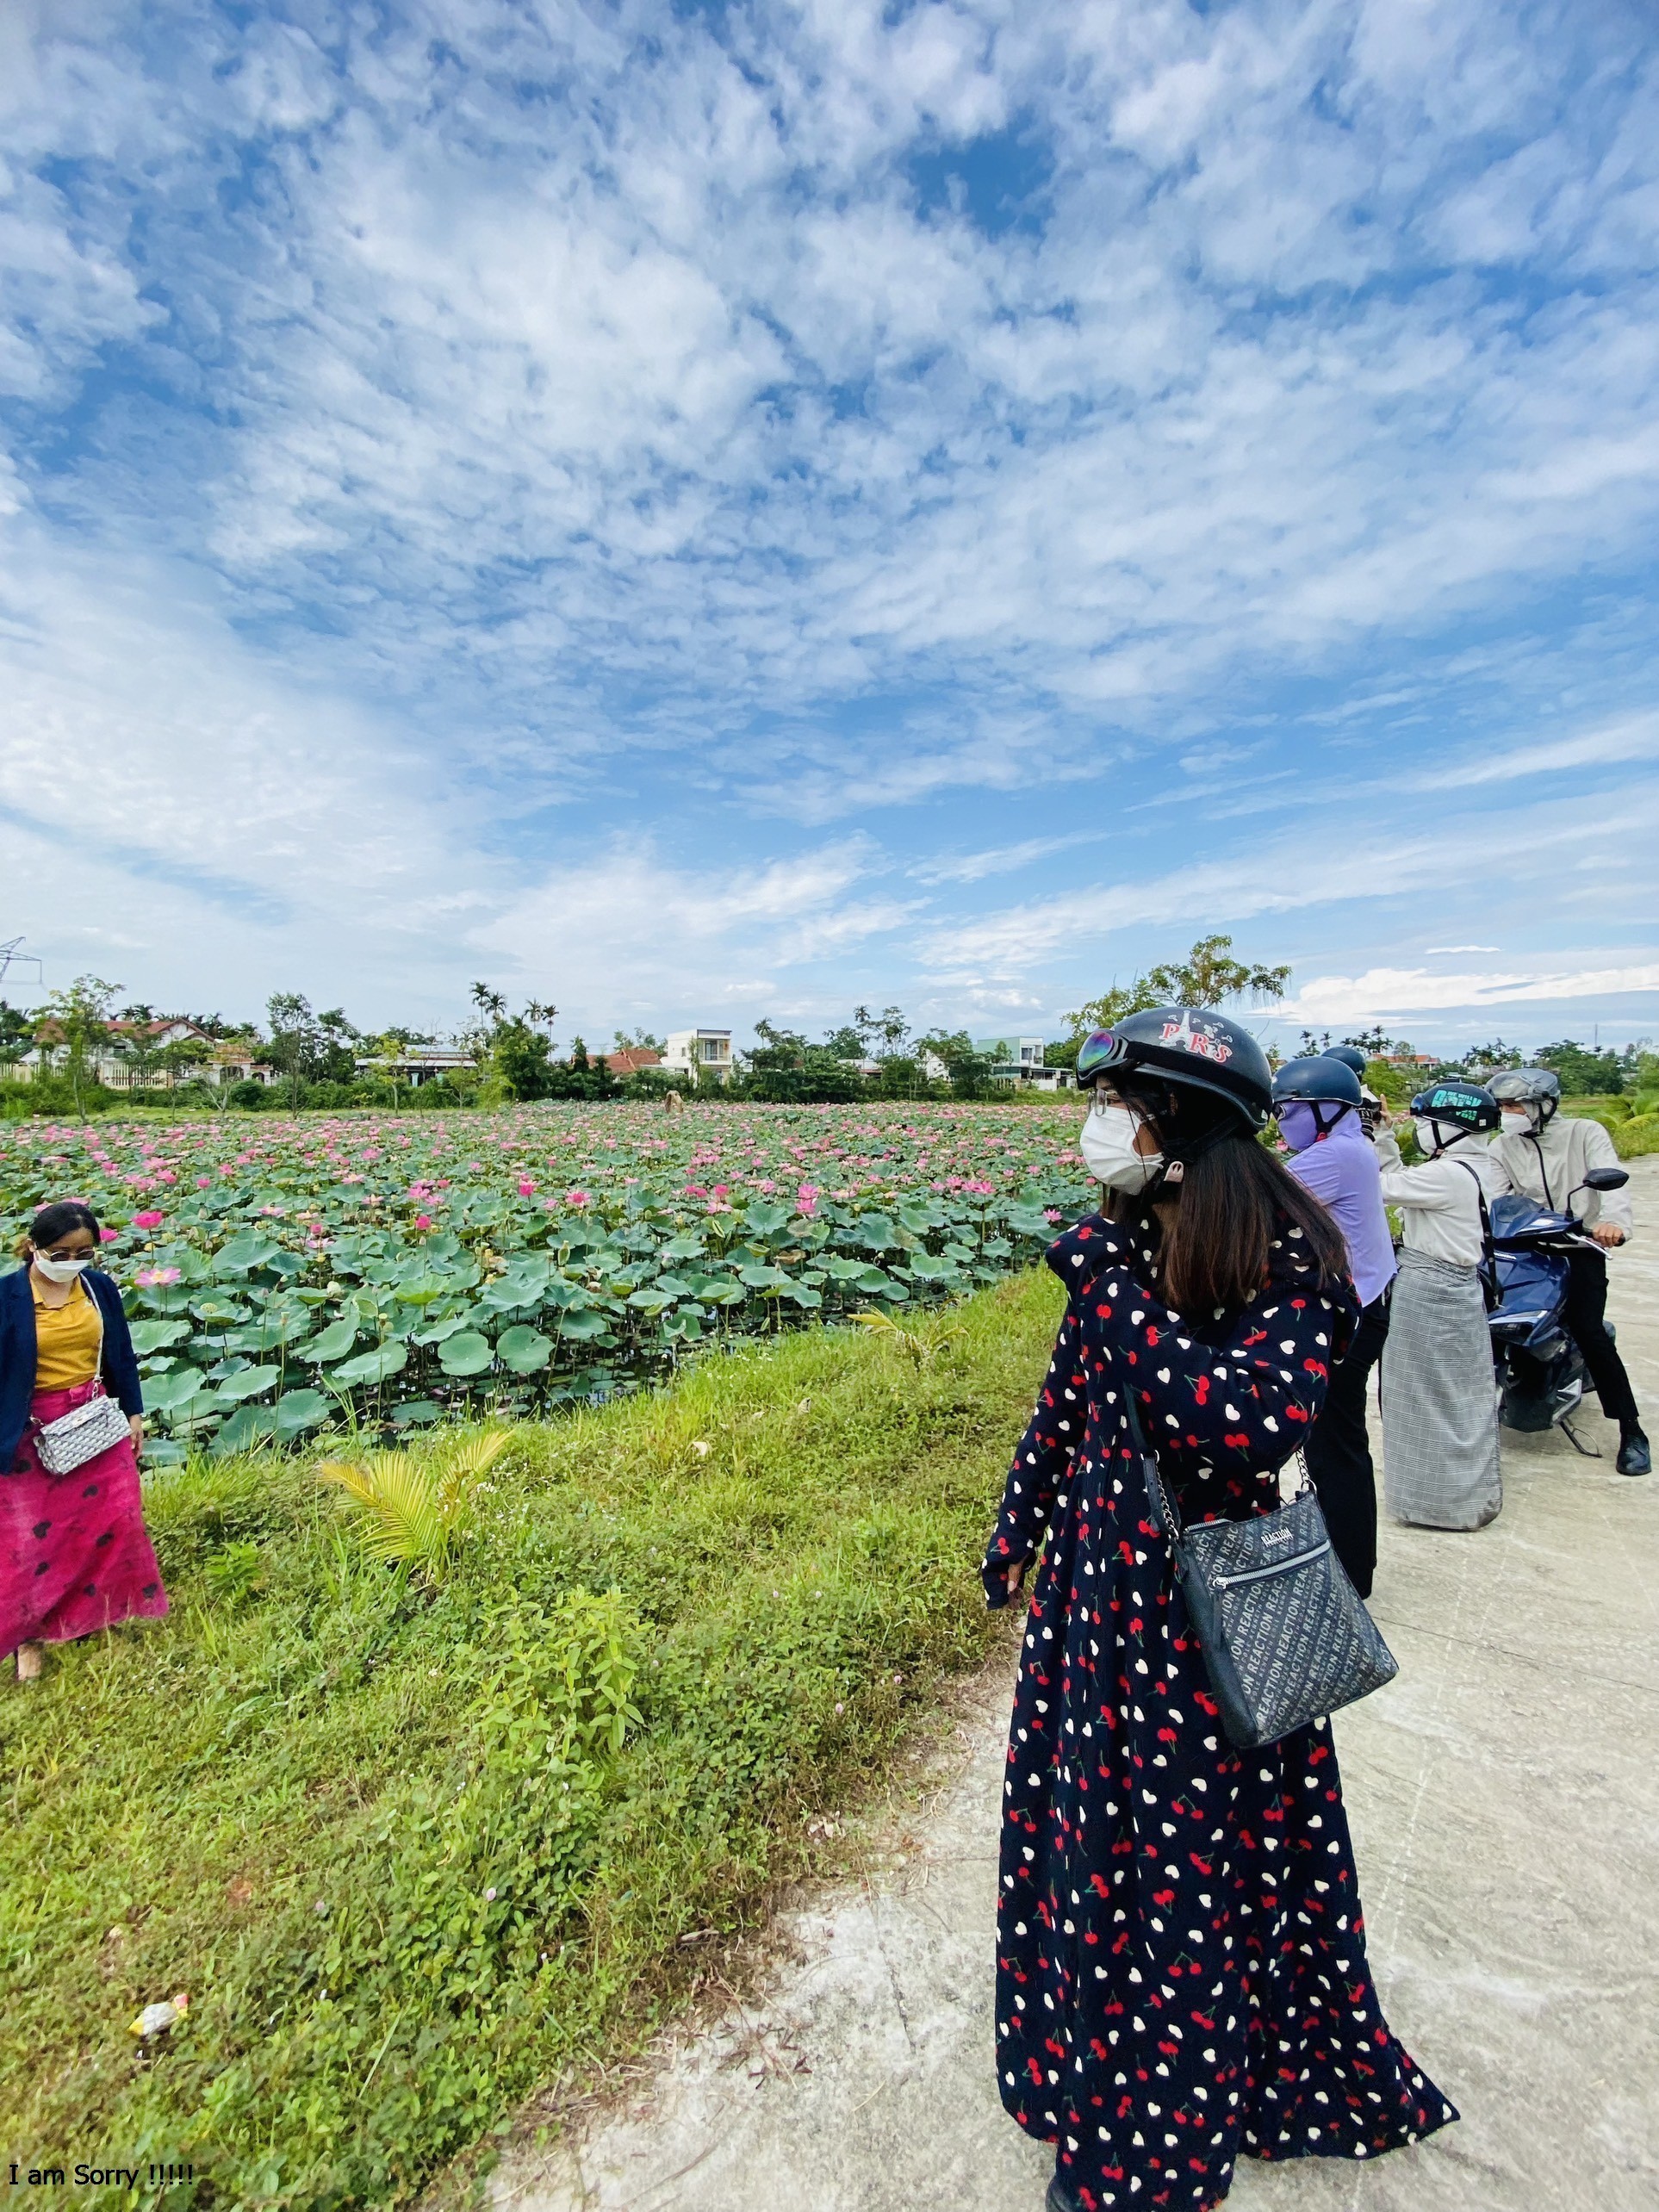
[1580,1167,1630,1191]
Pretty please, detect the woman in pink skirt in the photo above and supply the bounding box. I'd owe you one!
[1,1201,166,1682]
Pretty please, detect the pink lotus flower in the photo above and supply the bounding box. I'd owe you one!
[196,1176,211,1188]
[100,1227,120,1242]
[564,1190,592,1208]
[415,1213,434,1231]
[797,1183,819,1216]
[136,1266,182,1288]
[518,1178,537,1196]
[132,1210,165,1230]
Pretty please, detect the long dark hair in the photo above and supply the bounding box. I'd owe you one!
[15,1200,103,1264]
[1114,1078,1348,1317]
[1156,1134,1347,1316]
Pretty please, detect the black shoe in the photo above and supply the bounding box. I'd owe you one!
[1617,1428,1651,1476]
[1047,2181,1082,2212]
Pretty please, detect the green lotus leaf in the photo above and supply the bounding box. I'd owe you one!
[785,1284,823,1308]
[214,1233,283,1275]
[557,1308,612,1342]
[273,1389,330,1435]
[743,1202,790,1235]
[660,1233,705,1260]
[213,1406,276,1456]
[129,1318,192,1355]
[333,1343,410,1386]
[854,1214,897,1250]
[301,1319,358,1364]
[411,1313,470,1345]
[496,1325,553,1372]
[143,1368,206,1414]
[214,1364,283,1403]
[438,1331,494,1376]
[627,1289,674,1314]
[394,1274,451,1305]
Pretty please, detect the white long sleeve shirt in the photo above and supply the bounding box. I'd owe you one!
[1373,1128,1498,1268]
[1485,1114,1634,1241]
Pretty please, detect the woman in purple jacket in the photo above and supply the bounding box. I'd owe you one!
[1270,1055,1396,1597]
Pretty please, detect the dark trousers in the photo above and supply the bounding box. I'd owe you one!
[1563,1248,1640,1428]
[1305,1289,1390,1599]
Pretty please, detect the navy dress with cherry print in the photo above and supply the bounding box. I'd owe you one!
[984,1207,1456,2210]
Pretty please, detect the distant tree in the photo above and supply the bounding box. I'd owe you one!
[158,1035,214,1083]
[0,998,35,1069]
[1341,1027,1395,1056]
[1145,935,1289,1009]
[315,1008,362,1085]
[492,1018,556,1101]
[264,992,328,1108]
[916,1028,994,1098]
[612,1025,664,1053]
[1298,1028,1333,1055]
[823,1024,867,1060]
[1537,1039,1624,1096]
[1067,935,1289,1036]
[39,975,121,1115]
[1044,1036,1080,1072]
[181,1010,232,1039]
[1462,1038,1524,1072]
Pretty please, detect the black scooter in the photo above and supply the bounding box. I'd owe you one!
[1488,1165,1631,1451]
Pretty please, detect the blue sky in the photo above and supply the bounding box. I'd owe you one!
[1,0,1655,1055]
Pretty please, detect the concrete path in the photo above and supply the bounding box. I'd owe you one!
[492,1159,1659,2212]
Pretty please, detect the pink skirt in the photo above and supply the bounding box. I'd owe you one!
[2,1378,169,1658]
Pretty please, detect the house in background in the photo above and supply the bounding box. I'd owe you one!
[662,1028,734,1084]
[355,1046,475,1088]
[602,1045,662,1077]
[12,1016,223,1090]
[975,1036,1063,1089]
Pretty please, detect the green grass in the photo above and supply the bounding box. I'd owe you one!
[0,1266,1063,2211]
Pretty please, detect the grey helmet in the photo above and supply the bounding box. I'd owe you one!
[1488,1067,1561,1125]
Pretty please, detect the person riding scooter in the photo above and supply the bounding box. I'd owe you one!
[1271,1055,1394,1595]
[1485,1068,1647,1476]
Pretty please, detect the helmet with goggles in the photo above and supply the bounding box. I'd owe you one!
[1486,1067,1560,1122]
[1408,1080,1501,1134]
[1075,1007,1273,1134]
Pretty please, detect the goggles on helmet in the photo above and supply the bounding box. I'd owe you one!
[1075,1028,1130,1086]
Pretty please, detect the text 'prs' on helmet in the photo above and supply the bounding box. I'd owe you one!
[1409,1080,1501,1134]
[1074,1007,1273,1131]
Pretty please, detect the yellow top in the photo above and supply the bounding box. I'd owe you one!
[32,1277,104,1392]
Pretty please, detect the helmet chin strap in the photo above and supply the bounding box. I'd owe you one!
[1310,1100,1352,1140]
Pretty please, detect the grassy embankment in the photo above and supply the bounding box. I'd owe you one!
[1,1265,1063,2211]
[1559,1096,1659,1159]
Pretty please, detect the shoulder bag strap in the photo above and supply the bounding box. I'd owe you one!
[1120,1373,1183,1542]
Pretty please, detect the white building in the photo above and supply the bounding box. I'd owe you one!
[662,1028,735,1084]
[975,1036,1058,1087]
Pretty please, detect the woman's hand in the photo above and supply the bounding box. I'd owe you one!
[128,1415,145,1453]
[1005,1561,1027,1600]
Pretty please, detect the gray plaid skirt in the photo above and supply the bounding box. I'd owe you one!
[1381,1248,1502,1531]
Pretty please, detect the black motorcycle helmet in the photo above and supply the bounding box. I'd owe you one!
[1271,1054,1362,1140]
[1324,1045,1370,1078]
[1075,1007,1273,1145]
[1409,1079,1501,1142]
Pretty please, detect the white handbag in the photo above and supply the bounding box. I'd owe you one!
[34,1387,131,1474]
[32,1287,132,1475]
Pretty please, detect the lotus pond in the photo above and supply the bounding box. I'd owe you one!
[0,1101,1090,1455]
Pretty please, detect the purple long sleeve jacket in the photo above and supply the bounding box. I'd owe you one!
[1280,1104,1398,1309]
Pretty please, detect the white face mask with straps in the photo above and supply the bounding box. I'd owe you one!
[32,1252,91,1283]
[1080,1097,1165,1194]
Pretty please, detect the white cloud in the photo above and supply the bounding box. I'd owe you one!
[1275,962,1659,1022]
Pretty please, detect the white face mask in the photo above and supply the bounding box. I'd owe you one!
[1414,1117,1465,1155]
[1081,1098,1164,1194]
[32,1251,91,1283]
[1500,1109,1534,1136]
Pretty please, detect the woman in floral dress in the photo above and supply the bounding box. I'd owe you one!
[984,1009,1457,2212]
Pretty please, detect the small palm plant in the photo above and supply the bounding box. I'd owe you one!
[315,1428,513,1581]
[852,1309,961,1370]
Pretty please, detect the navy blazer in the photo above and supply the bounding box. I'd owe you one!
[0,1265,145,1474]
